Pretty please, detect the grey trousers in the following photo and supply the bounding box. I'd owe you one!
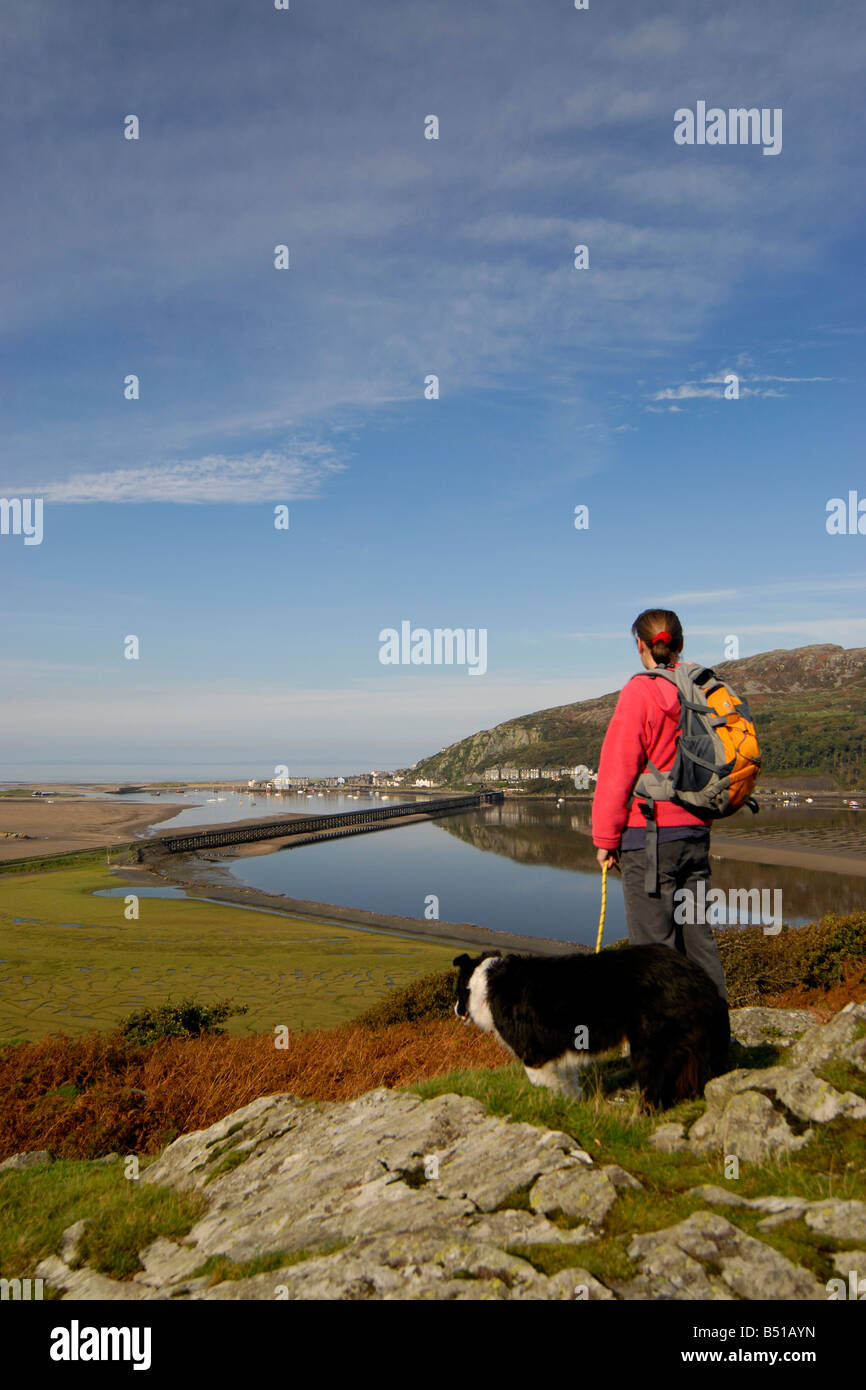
[620,836,728,1003]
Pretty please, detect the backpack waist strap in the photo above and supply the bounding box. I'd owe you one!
[637,798,660,896]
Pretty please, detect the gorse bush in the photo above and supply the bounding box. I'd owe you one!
[716,911,866,1007]
[118,998,249,1047]
[353,969,458,1028]
[802,913,866,989]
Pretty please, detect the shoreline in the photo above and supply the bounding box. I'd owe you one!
[1,787,865,881]
[135,856,582,958]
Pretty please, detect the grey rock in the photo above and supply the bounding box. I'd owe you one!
[687,1184,750,1208]
[687,1186,813,1219]
[535,1268,615,1301]
[689,1088,812,1163]
[750,1194,812,1230]
[650,1122,687,1153]
[529,1167,618,1230]
[804,1200,866,1243]
[60,1219,88,1265]
[132,1088,623,1296]
[0,1149,53,1173]
[729,1007,817,1048]
[687,1186,814,1230]
[601,1164,643,1190]
[204,1231,559,1301]
[621,1211,826,1301]
[686,1186,866,1236]
[713,1062,866,1121]
[465,1209,596,1247]
[761,1065,866,1123]
[132,1238,204,1287]
[35,1255,153,1301]
[687,1050,866,1159]
[789,1001,866,1072]
[831,1250,866,1278]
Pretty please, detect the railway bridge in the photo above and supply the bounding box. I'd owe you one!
[153,790,503,854]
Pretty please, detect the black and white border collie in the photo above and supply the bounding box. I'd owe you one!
[453,944,730,1110]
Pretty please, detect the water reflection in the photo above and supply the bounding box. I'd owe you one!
[224,798,866,948]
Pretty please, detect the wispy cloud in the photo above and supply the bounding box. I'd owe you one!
[650,370,836,404]
[33,447,345,504]
[662,575,866,604]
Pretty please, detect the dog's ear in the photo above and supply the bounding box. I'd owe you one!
[452,954,470,968]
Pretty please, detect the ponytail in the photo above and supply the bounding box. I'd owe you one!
[631,609,683,667]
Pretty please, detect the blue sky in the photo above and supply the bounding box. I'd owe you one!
[2,0,865,773]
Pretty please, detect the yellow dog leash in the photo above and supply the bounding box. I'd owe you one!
[595,860,608,954]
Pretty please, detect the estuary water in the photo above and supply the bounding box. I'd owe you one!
[216,799,866,949]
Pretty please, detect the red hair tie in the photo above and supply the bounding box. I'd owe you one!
[653,631,672,643]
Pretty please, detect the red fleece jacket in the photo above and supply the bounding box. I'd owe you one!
[592,663,712,849]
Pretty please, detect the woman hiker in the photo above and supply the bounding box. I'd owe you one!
[592,608,728,1003]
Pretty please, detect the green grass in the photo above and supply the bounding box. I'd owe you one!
[204,1151,249,1183]
[190,1241,351,1287]
[0,1159,207,1282]
[409,1062,866,1209]
[0,848,124,876]
[816,1060,866,1102]
[0,866,457,1039]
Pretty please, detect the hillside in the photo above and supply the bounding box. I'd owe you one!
[406,644,866,789]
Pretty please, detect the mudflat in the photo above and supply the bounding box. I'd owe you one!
[0,797,184,860]
[712,834,866,879]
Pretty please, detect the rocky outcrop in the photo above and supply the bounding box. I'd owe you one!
[686,1002,866,1162]
[728,1007,818,1048]
[26,1002,866,1301]
[615,1211,827,1301]
[38,1090,619,1300]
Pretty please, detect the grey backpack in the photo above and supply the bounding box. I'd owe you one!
[630,663,761,893]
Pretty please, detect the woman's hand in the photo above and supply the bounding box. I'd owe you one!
[596,847,619,870]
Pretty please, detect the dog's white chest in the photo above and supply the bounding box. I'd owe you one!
[467,957,498,1033]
